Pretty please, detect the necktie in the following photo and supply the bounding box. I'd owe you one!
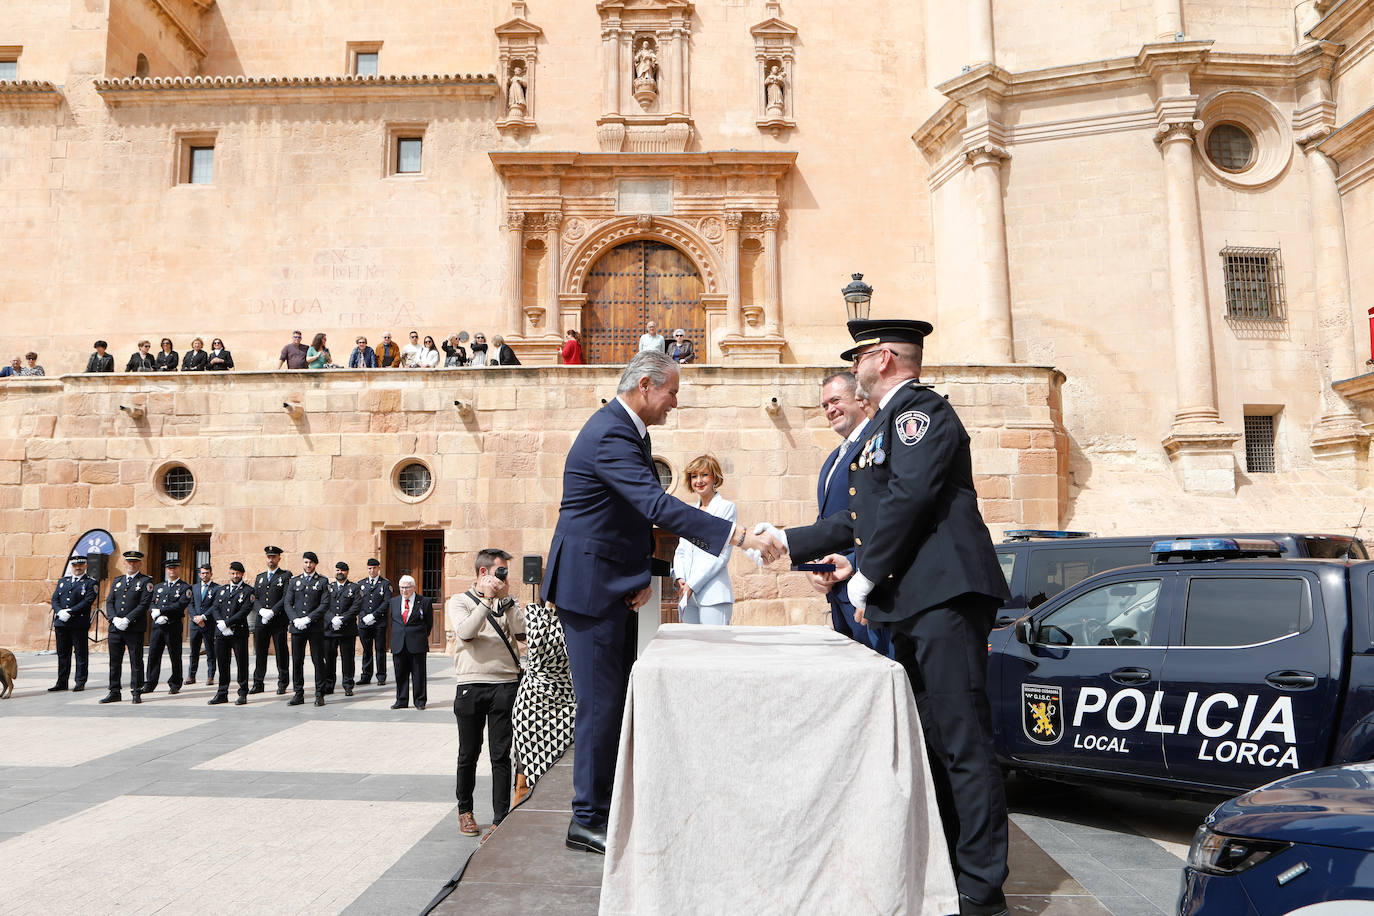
[403,597,411,623]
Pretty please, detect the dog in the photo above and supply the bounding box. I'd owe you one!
[0,648,16,699]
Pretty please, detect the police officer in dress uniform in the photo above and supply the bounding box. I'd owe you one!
[209,562,254,705]
[49,556,98,692]
[356,558,391,686]
[251,546,291,695]
[284,551,331,706]
[144,559,192,694]
[770,319,1013,916]
[186,563,218,685]
[102,550,154,704]
[323,561,361,696]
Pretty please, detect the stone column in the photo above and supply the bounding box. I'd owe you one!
[1154,0,1183,39]
[760,211,782,335]
[601,25,620,117]
[506,211,525,336]
[724,210,743,335]
[969,0,995,64]
[544,212,562,334]
[966,145,1014,363]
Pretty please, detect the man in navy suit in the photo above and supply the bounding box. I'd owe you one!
[542,349,781,854]
[389,575,433,710]
[186,563,219,685]
[811,371,889,655]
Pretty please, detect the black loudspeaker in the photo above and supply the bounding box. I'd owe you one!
[86,552,107,581]
[522,555,543,585]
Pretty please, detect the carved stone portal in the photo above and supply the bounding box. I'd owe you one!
[596,0,694,152]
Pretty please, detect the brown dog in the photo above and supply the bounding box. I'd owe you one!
[0,648,16,699]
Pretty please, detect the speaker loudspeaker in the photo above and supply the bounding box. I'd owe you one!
[86,552,107,581]
[522,555,543,585]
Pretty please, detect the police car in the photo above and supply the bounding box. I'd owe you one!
[989,537,1374,796]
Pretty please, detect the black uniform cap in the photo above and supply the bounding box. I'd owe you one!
[122,550,144,560]
[839,318,934,362]
[302,551,319,563]
[70,556,87,565]
[164,558,181,568]
[336,561,349,571]
[229,561,246,572]
[264,545,283,555]
[367,558,380,567]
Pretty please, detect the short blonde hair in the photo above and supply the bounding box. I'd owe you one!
[684,454,724,490]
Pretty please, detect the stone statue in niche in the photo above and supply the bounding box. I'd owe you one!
[764,64,786,116]
[633,37,659,109]
[507,61,528,117]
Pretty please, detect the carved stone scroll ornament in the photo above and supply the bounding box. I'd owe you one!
[1154,120,1203,147]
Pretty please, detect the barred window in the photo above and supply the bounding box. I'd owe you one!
[1244,415,1276,474]
[397,462,432,497]
[162,466,195,500]
[1205,123,1255,172]
[1221,247,1284,321]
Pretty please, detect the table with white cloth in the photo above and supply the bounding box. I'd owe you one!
[600,624,958,916]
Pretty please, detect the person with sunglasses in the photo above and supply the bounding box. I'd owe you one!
[400,330,424,368]
[348,336,377,368]
[418,335,441,368]
[125,340,156,372]
[377,332,401,368]
[468,332,489,367]
[207,338,233,370]
[277,331,308,370]
[668,328,695,364]
[154,337,179,372]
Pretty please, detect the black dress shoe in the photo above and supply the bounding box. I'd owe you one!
[565,819,607,855]
[357,677,372,685]
[48,684,69,692]
[287,694,305,706]
[168,686,180,695]
[377,678,387,686]
[235,696,248,705]
[390,701,409,710]
[208,695,228,705]
[131,694,142,704]
[99,693,121,704]
[415,702,426,710]
[248,684,265,695]
[958,894,1009,916]
[314,696,325,707]
[185,677,196,685]
[344,687,353,696]
[73,685,85,692]
[276,685,288,695]
[141,684,157,694]
[323,688,334,695]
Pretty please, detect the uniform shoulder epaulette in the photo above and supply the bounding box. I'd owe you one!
[906,380,933,391]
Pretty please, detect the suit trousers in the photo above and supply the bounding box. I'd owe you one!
[392,650,427,706]
[889,597,1008,907]
[107,629,145,695]
[145,625,184,689]
[55,623,90,688]
[560,605,637,829]
[358,628,387,682]
[290,630,324,697]
[679,597,732,626]
[253,626,289,689]
[322,634,356,692]
[453,680,518,824]
[188,626,216,680]
[214,630,250,699]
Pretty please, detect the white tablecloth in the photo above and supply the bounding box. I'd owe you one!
[600,624,958,916]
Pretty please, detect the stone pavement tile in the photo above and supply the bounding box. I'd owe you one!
[1007,821,1090,897]
[431,881,602,915]
[1096,896,1173,916]
[461,810,606,888]
[1112,868,1185,910]
[1082,834,1186,870]
[0,716,213,767]
[0,794,453,916]
[1,799,94,832]
[1006,896,1110,915]
[343,877,465,916]
[1012,813,1087,856]
[194,721,462,775]
[1051,854,1143,900]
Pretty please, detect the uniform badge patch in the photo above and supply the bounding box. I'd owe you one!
[1022,683,1063,745]
[896,410,930,447]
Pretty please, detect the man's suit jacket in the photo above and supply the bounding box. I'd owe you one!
[107,572,154,633]
[252,568,291,631]
[542,400,734,618]
[818,426,867,626]
[212,582,256,632]
[284,572,331,633]
[356,576,392,630]
[326,580,360,637]
[389,594,433,653]
[188,580,220,630]
[51,574,98,628]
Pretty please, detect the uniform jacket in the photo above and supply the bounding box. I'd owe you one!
[325,580,360,637]
[671,495,737,606]
[389,594,434,653]
[542,400,733,617]
[252,567,291,631]
[181,349,209,371]
[51,574,98,627]
[150,579,193,629]
[818,425,867,625]
[788,380,1010,625]
[212,581,256,631]
[85,353,114,372]
[285,572,332,633]
[106,572,155,632]
[188,579,220,630]
[356,575,393,629]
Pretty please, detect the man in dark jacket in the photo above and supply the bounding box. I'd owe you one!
[49,556,99,691]
[143,559,192,694]
[284,550,331,706]
[186,563,218,685]
[102,550,154,703]
[85,341,114,373]
[251,546,291,694]
[355,558,392,685]
[388,575,433,710]
[323,561,361,696]
[209,561,255,705]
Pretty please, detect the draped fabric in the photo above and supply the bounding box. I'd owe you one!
[510,603,576,786]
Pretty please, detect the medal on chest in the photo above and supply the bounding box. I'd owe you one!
[858,431,886,469]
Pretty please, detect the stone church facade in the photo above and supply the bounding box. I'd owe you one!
[1,0,1372,646]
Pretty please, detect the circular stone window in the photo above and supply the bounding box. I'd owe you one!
[1195,90,1291,189]
[1205,123,1255,172]
[652,458,673,491]
[396,462,433,499]
[161,465,195,501]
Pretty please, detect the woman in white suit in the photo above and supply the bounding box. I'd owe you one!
[672,454,736,625]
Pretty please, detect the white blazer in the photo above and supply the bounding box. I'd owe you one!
[671,494,736,606]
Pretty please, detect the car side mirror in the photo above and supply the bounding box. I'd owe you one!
[1016,619,1037,645]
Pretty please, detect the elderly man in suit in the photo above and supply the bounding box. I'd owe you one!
[542,349,780,854]
[389,574,433,710]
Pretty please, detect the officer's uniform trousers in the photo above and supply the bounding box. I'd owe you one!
[358,623,387,684]
[145,618,185,690]
[108,627,145,695]
[216,628,251,700]
[54,616,91,688]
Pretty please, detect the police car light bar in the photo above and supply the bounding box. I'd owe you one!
[1150,537,1284,563]
[1003,529,1093,541]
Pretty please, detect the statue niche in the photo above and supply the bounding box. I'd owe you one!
[764,62,785,117]
[633,37,659,109]
[507,61,528,118]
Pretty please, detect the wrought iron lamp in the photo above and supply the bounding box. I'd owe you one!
[842,273,872,322]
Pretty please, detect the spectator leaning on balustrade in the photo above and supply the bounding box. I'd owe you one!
[19,352,44,376]
[278,331,308,370]
[349,336,377,368]
[468,332,489,367]
[207,338,233,370]
[377,332,400,368]
[419,335,441,368]
[86,341,114,373]
[126,340,155,372]
[306,333,331,369]
[489,335,520,366]
[154,338,179,372]
[400,330,424,367]
[182,337,209,371]
[442,333,467,367]
[0,357,19,378]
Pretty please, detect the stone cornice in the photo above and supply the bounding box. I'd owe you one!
[912,99,964,156]
[0,79,62,107]
[94,73,499,106]
[1136,40,1215,79]
[1319,101,1374,160]
[935,63,1012,104]
[1308,0,1374,42]
[489,150,797,178]
[143,0,208,59]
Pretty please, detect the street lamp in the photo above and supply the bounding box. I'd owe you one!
[842,273,872,322]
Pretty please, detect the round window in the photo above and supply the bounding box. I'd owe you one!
[1206,123,1255,173]
[397,462,433,498]
[652,458,673,491]
[162,466,195,501]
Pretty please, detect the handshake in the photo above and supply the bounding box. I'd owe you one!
[746,523,876,621]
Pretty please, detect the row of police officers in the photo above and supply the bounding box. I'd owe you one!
[50,546,396,706]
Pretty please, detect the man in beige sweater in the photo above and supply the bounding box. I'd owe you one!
[447,548,526,838]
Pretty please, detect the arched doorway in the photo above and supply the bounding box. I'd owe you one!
[582,240,705,365]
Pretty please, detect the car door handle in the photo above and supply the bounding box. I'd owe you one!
[1266,671,1317,690]
[1110,667,1152,685]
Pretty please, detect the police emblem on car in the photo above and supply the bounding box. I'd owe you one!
[896,410,930,447]
[1022,683,1063,745]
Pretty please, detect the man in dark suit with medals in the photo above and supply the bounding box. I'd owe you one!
[542,349,780,855]
[49,556,98,692]
[209,561,254,705]
[251,546,291,695]
[102,550,154,704]
[186,563,218,685]
[388,575,433,709]
[323,561,361,696]
[765,319,1013,916]
[355,558,391,686]
[143,559,192,694]
[284,550,331,706]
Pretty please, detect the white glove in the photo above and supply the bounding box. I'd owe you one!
[294,616,310,629]
[331,616,343,630]
[847,569,876,612]
[752,522,789,552]
[114,617,129,631]
[156,615,169,626]
[743,549,764,567]
[362,614,376,626]
[58,609,71,622]
[217,620,231,635]
[260,609,274,623]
